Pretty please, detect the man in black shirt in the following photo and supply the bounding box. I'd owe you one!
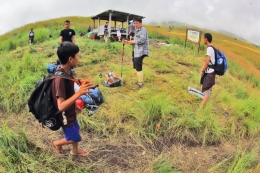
[60,20,76,43]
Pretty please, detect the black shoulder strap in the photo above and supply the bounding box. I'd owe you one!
[54,71,73,79]
[53,71,85,86]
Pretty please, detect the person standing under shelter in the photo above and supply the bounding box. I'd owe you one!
[116,24,121,41]
[60,20,76,43]
[104,21,109,42]
[28,28,35,44]
[123,17,149,90]
[200,33,216,107]
[128,21,135,41]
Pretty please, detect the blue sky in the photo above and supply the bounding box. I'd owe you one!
[0,0,259,45]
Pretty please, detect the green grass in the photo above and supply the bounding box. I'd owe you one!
[148,154,181,173]
[0,16,260,172]
[209,147,259,173]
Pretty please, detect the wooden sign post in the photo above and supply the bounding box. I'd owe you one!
[185,29,202,53]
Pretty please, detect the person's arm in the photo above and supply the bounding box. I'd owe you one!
[72,35,75,43]
[72,30,76,43]
[59,36,63,43]
[201,56,210,76]
[59,30,63,43]
[124,40,135,45]
[56,81,94,112]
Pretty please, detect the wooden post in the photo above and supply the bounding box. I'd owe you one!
[126,15,129,39]
[109,12,112,37]
[93,19,95,31]
[198,31,201,53]
[185,29,188,48]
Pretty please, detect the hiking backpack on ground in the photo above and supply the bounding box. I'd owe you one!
[208,46,228,76]
[104,71,122,87]
[28,71,73,131]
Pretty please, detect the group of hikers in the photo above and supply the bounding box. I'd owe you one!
[30,18,217,156]
[103,20,136,42]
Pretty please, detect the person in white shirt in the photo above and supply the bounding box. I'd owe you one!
[28,28,35,44]
[116,24,121,41]
[200,33,216,107]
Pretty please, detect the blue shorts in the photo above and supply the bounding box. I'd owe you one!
[104,30,108,36]
[62,120,81,142]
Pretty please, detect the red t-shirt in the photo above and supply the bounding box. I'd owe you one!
[52,69,76,127]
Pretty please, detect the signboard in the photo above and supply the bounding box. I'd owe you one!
[185,29,202,53]
[187,30,200,44]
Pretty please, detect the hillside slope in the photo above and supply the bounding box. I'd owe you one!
[0,17,260,173]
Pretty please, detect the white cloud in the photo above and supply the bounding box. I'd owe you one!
[0,0,259,45]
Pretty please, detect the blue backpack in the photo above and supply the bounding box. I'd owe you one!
[47,63,75,74]
[209,46,228,76]
[74,83,104,116]
[47,64,58,74]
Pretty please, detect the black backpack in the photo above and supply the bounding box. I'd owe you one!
[28,71,74,131]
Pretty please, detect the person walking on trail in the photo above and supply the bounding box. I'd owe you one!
[128,21,135,40]
[201,33,216,107]
[123,17,149,90]
[104,21,109,42]
[60,20,76,43]
[51,41,94,156]
[28,28,35,44]
[116,24,121,41]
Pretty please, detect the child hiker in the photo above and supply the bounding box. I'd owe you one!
[51,41,94,156]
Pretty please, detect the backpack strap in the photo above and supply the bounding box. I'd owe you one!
[52,71,89,85]
[208,45,217,69]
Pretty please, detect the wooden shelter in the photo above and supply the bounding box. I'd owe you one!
[91,9,145,40]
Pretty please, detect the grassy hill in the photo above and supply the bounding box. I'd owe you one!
[0,16,260,173]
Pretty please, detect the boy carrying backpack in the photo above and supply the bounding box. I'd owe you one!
[50,42,94,156]
[200,33,228,107]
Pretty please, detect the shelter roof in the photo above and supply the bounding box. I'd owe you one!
[91,9,145,22]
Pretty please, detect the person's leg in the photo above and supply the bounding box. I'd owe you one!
[134,56,145,89]
[201,72,215,107]
[53,120,88,155]
[201,88,212,107]
[132,51,135,69]
[201,95,209,107]
[71,142,88,156]
[137,71,143,85]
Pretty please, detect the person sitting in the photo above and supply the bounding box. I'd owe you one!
[158,41,172,46]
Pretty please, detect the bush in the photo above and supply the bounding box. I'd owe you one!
[8,41,16,51]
